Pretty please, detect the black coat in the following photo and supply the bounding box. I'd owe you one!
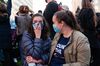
[0,14,12,48]
[43,1,58,39]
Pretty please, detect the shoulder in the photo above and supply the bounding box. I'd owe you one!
[72,30,88,41]
[0,14,9,23]
[22,31,32,41]
[72,31,90,49]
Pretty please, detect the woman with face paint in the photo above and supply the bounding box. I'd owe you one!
[20,13,51,66]
[49,10,91,66]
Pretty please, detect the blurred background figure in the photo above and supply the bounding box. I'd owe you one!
[78,0,100,66]
[14,5,32,64]
[43,0,61,40]
[15,5,32,42]
[38,10,42,15]
[61,5,69,11]
[7,0,12,16]
[0,2,17,66]
[96,13,100,40]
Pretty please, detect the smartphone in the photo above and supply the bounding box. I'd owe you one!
[28,63,36,66]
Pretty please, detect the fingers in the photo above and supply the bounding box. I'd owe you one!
[26,56,43,64]
[26,56,39,63]
[26,56,34,63]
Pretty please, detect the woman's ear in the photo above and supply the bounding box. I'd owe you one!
[61,21,65,25]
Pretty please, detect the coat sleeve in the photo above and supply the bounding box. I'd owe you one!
[21,33,43,60]
[63,37,91,66]
[41,38,51,63]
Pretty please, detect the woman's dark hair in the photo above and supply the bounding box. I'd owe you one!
[78,8,96,31]
[54,10,78,30]
[28,13,50,40]
[18,5,29,14]
[0,2,7,13]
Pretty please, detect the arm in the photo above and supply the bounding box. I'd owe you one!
[21,33,43,60]
[25,37,51,64]
[63,37,91,66]
[76,37,91,66]
[41,37,51,63]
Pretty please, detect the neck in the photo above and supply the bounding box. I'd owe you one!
[62,27,73,38]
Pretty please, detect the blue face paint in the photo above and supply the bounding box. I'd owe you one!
[32,22,44,30]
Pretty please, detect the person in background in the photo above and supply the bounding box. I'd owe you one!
[7,0,12,17]
[49,10,91,66]
[78,0,100,66]
[0,2,17,66]
[61,5,69,11]
[43,0,60,40]
[15,5,32,42]
[38,10,42,15]
[78,8,100,66]
[80,0,97,27]
[96,13,100,40]
[20,13,51,66]
[29,10,34,17]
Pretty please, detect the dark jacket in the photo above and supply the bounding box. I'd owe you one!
[7,0,12,16]
[0,14,11,48]
[43,1,58,39]
[78,8,100,48]
[15,13,31,35]
[20,31,51,66]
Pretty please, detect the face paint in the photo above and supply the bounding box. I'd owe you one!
[32,22,44,30]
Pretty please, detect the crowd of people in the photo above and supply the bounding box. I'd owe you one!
[0,0,100,66]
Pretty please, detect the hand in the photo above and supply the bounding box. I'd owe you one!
[34,24,41,38]
[26,56,38,63]
[26,56,43,63]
